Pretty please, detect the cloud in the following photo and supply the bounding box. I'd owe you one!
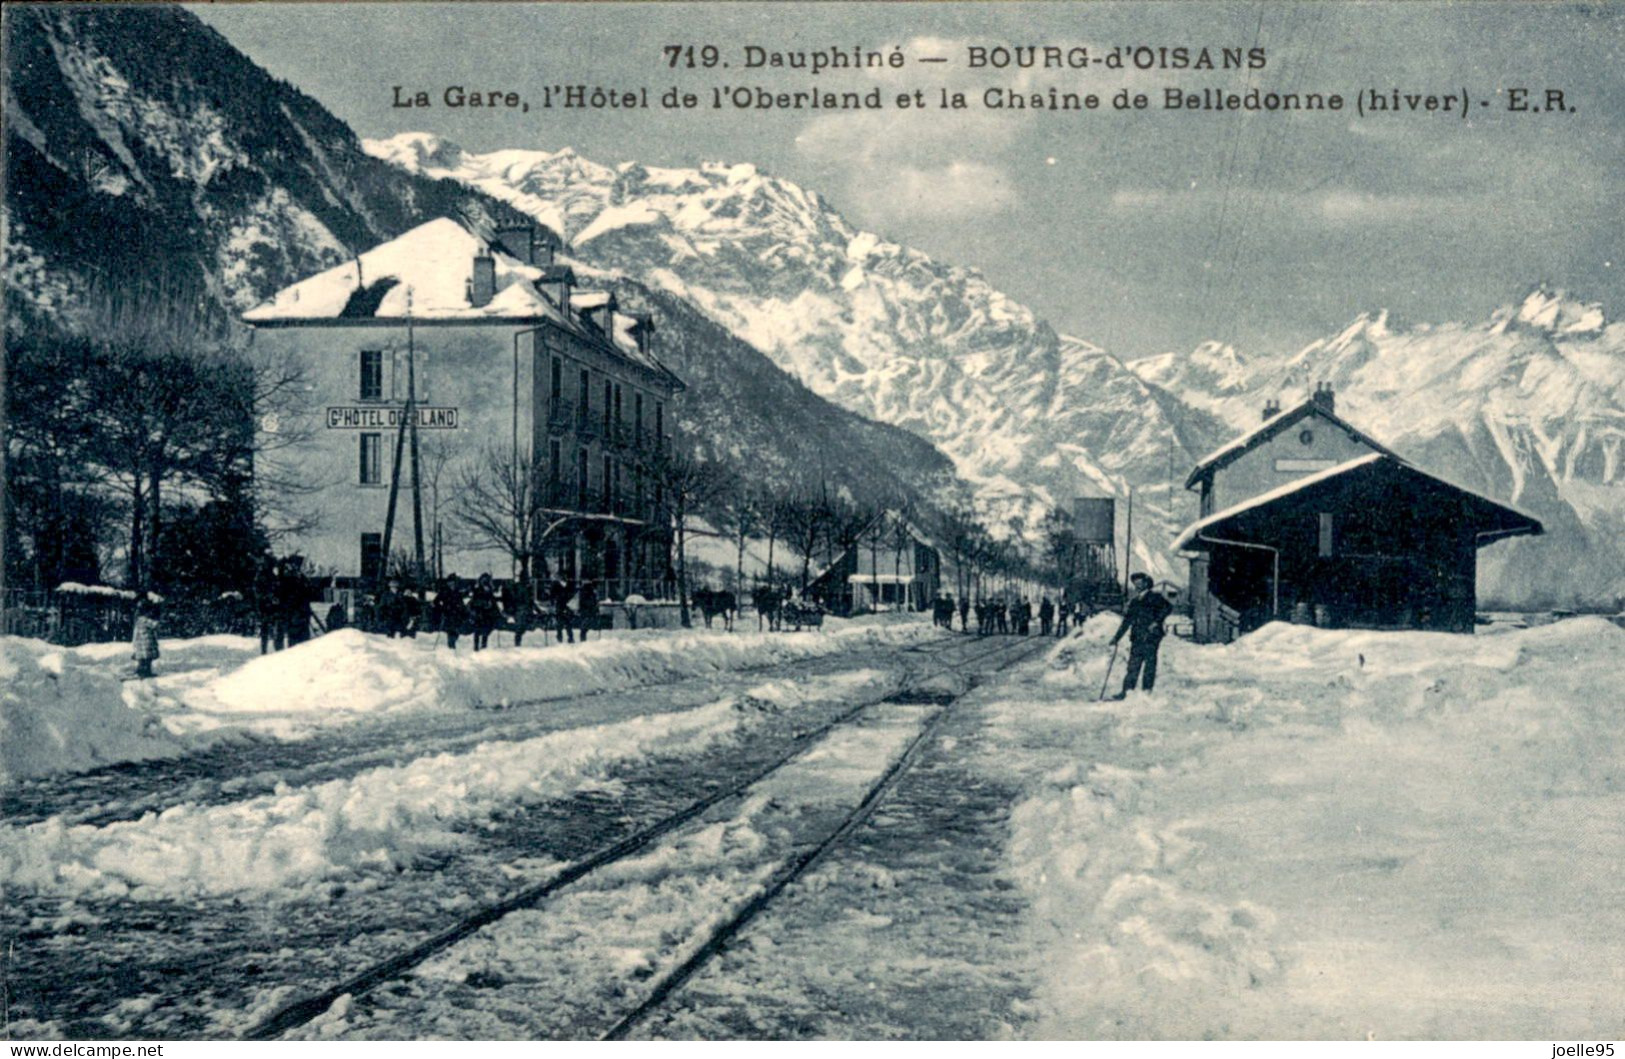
[792,35,1037,224]
[853,160,1019,222]
[1109,186,1494,226]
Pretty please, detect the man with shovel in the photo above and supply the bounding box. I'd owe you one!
[1105,572,1171,699]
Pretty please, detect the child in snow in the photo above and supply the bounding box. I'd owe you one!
[131,598,161,679]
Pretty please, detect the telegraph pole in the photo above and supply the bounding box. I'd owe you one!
[407,289,426,580]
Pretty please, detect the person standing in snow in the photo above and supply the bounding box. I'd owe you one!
[468,573,500,651]
[279,556,315,647]
[432,575,469,650]
[253,554,281,654]
[325,597,348,634]
[550,577,575,643]
[1039,597,1055,637]
[501,578,534,647]
[130,598,161,679]
[1109,572,1172,698]
[578,580,600,641]
[378,576,411,638]
[958,595,970,633]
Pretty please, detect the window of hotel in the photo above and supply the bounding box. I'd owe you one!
[634,393,644,446]
[577,447,590,508]
[655,402,665,449]
[549,439,562,483]
[359,433,383,485]
[603,455,613,511]
[359,350,383,401]
[613,385,623,434]
[579,369,591,427]
[550,356,563,401]
[603,379,613,435]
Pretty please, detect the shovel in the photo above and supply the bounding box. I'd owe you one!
[1098,641,1121,701]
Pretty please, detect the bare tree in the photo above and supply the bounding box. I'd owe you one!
[859,506,890,614]
[780,491,829,593]
[450,443,545,581]
[76,281,253,592]
[717,481,759,595]
[757,486,794,588]
[645,438,727,627]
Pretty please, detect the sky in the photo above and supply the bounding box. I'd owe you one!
[191,2,1624,359]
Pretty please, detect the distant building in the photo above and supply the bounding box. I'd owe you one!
[1177,385,1542,641]
[242,217,684,595]
[807,521,941,615]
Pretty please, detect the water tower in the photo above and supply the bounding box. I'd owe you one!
[1067,497,1122,606]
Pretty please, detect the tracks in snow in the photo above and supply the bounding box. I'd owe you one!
[3,634,944,830]
[243,634,1049,1041]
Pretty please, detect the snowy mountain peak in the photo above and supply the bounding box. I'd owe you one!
[1506,285,1607,336]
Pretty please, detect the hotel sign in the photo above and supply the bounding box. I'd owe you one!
[326,406,460,430]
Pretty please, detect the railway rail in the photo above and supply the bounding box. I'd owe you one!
[242,633,1050,1041]
[3,630,972,829]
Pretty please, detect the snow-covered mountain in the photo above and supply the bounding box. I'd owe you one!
[369,132,1623,606]
[3,5,956,526]
[1135,289,1625,607]
[366,133,1232,577]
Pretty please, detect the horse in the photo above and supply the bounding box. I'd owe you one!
[752,586,785,631]
[692,589,736,631]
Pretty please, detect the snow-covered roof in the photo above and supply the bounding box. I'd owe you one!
[242,218,683,388]
[1174,453,1542,550]
[242,218,570,325]
[1185,399,1398,489]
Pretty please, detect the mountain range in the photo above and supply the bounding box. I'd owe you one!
[364,133,1625,605]
[6,4,1621,606]
[1,4,958,525]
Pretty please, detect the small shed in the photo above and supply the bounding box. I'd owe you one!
[1177,452,1542,641]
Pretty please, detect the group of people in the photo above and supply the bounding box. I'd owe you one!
[929,593,1096,638]
[252,554,322,654]
[933,574,1175,699]
[370,574,602,650]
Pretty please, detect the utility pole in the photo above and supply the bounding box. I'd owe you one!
[407,290,426,581]
[1123,487,1134,607]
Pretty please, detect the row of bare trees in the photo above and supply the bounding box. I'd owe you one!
[5,282,1062,618]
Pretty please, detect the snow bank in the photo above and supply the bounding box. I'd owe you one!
[189,620,933,736]
[994,617,1625,1038]
[1,669,900,900]
[0,639,183,785]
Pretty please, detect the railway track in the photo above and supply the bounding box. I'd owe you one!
[242,633,1049,1041]
[3,631,972,829]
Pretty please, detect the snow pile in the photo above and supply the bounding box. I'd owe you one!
[1,666,898,900]
[191,621,933,735]
[994,617,1625,1038]
[0,638,183,785]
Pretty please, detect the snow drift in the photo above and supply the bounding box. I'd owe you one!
[0,639,183,785]
[993,615,1625,1039]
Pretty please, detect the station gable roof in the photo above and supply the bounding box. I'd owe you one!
[1185,399,1400,490]
[1174,453,1543,550]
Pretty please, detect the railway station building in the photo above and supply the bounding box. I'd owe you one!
[1176,386,1542,641]
[242,217,685,596]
